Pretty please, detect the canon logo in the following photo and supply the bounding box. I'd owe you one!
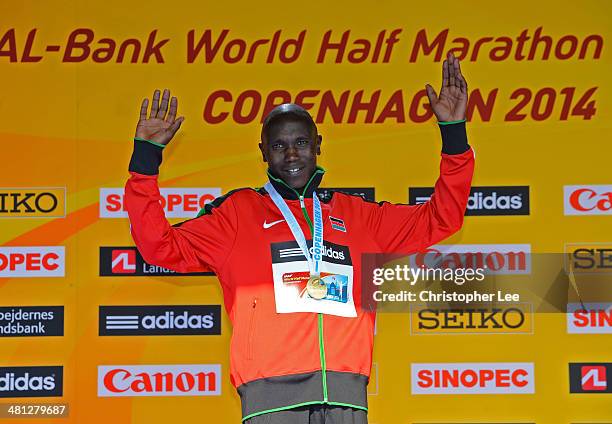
[98,364,221,397]
[411,363,535,394]
[100,188,221,218]
[564,185,612,215]
[0,247,65,278]
[0,366,63,398]
[414,244,531,274]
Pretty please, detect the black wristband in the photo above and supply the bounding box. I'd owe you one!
[439,121,470,155]
[128,139,163,175]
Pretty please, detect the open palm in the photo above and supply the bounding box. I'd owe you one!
[425,52,468,122]
[135,88,184,146]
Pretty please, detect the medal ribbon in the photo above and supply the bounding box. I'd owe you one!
[264,182,323,276]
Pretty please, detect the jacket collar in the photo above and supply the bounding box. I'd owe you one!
[265,166,325,200]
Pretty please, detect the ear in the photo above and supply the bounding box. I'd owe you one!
[258,141,268,163]
[316,134,322,155]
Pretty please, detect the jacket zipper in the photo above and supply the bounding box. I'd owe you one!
[266,167,329,402]
[247,297,258,360]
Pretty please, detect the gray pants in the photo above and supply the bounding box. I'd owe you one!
[244,405,368,424]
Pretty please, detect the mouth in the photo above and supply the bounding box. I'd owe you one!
[284,166,304,176]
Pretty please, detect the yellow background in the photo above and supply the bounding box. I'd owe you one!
[0,0,611,422]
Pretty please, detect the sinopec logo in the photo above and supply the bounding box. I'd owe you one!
[414,244,531,274]
[0,247,65,278]
[569,363,612,393]
[411,363,535,394]
[564,185,612,215]
[99,247,213,276]
[0,306,64,337]
[0,366,63,398]
[410,304,533,335]
[409,186,529,216]
[98,364,221,397]
[564,243,612,274]
[567,303,612,334]
[0,188,66,218]
[99,305,221,336]
[100,188,221,218]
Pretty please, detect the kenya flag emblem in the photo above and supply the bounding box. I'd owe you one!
[329,216,346,232]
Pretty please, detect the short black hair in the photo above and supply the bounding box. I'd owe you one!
[261,103,317,141]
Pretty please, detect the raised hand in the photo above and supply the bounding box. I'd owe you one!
[135,88,185,146]
[425,52,468,122]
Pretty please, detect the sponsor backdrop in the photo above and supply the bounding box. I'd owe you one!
[0,0,610,422]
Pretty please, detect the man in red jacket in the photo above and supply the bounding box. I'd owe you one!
[125,51,474,423]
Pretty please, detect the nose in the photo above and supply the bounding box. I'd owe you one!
[284,145,299,162]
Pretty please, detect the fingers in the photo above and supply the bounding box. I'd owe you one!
[456,58,468,93]
[166,96,178,122]
[442,59,449,89]
[166,116,185,138]
[448,52,456,87]
[139,98,149,120]
[425,84,438,106]
[149,89,160,119]
[156,88,170,119]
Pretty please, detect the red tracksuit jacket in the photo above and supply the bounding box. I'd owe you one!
[124,121,474,421]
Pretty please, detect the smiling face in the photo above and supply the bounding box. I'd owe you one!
[259,117,322,191]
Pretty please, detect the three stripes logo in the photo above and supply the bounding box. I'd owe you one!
[271,241,351,266]
[99,305,221,336]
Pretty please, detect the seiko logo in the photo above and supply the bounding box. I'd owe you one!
[98,364,221,397]
[564,244,612,274]
[0,188,66,218]
[411,305,532,334]
[0,366,63,398]
[409,186,530,216]
[99,306,221,336]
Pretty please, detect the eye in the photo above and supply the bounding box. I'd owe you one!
[272,143,284,150]
[297,139,309,146]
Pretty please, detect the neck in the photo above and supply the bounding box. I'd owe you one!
[266,166,325,200]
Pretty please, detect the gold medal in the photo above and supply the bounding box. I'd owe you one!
[307,275,327,300]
